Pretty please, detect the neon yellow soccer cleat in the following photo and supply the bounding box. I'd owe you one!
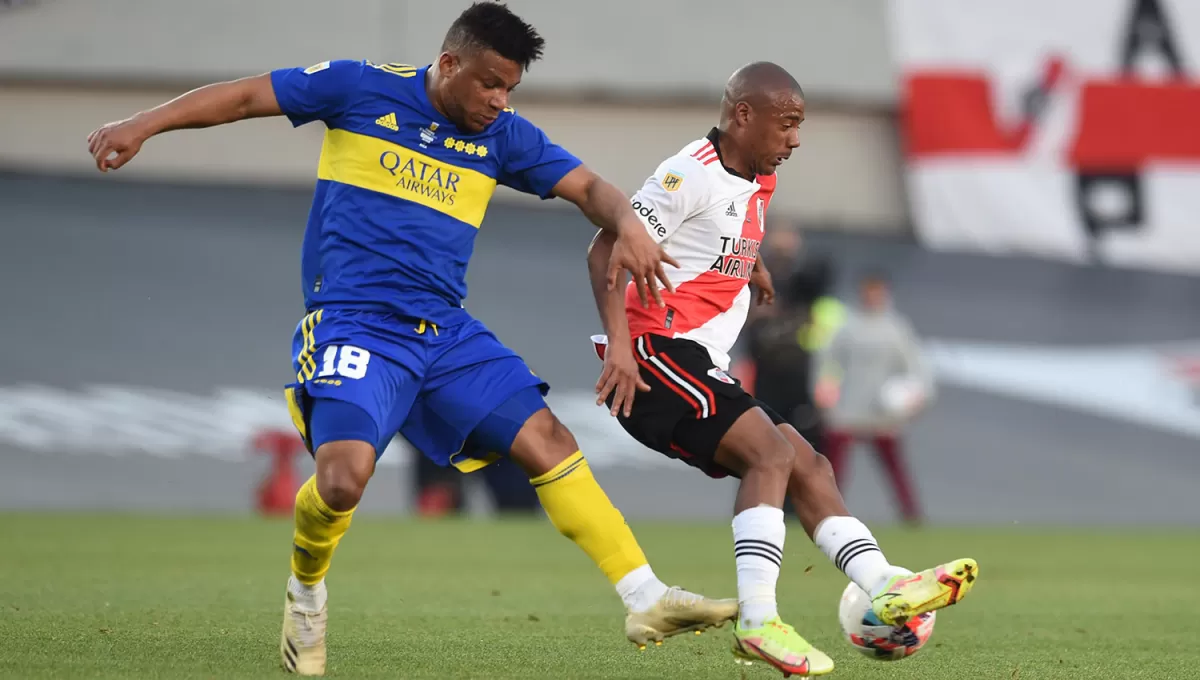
[872,557,979,627]
[731,617,835,677]
[625,586,739,649]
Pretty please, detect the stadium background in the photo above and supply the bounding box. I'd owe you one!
[2,0,1199,525]
[4,2,1200,678]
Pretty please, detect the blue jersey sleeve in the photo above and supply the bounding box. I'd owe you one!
[498,114,583,199]
[269,59,365,127]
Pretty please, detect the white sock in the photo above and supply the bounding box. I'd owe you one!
[732,505,786,629]
[813,516,910,597]
[616,564,669,613]
[287,575,328,613]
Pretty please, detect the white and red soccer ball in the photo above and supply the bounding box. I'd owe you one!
[838,582,936,661]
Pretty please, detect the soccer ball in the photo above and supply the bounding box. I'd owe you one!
[837,582,936,661]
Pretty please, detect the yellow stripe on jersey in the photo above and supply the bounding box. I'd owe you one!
[295,310,324,382]
[317,128,497,228]
[367,61,418,78]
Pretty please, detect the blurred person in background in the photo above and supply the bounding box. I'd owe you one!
[740,235,844,452]
[757,227,803,287]
[815,270,932,524]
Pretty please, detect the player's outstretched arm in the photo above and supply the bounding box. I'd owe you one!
[87,74,282,172]
[587,229,650,416]
[553,166,680,309]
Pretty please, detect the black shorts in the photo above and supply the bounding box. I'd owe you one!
[606,333,787,479]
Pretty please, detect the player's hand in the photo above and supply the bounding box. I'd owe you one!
[595,343,650,417]
[87,117,150,172]
[750,265,776,306]
[608,225,679,309]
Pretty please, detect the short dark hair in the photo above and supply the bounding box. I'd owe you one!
[442,2,546,71]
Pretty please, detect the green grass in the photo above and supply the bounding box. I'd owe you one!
[1,514,1197,679]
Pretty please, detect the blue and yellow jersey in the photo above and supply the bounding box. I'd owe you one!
[270,59,582,326]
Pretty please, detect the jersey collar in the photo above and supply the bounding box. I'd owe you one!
[706,127,755,182]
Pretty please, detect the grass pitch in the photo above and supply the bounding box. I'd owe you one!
[1,514,1196,679]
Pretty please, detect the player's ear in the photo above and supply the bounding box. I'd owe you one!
[436,52,459,76]
[735,101,753,127]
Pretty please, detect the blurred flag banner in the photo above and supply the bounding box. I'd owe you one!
[889,0,1200,275]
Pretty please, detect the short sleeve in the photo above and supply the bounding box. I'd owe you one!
[629,157,709,243]
[269,59,366,127]
[498,114,583,198]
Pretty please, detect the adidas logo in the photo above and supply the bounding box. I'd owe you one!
[375,113,398,132]
[725,202,738,217]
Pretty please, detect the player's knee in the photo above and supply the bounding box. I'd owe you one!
[509,408,581,477]
[746,432,796,477]
[789,438,835,488]
[521,408,579,450]
[313,440,375,511]
[813,451,835,480]
[308,397,379,510]
[542,412,580,454]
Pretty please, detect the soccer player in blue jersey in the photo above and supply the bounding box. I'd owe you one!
[87,3,740,675]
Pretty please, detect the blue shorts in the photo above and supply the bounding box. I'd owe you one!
[282,309,548,471]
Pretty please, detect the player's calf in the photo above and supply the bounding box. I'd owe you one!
[710,409,797,631]
[283,401,379,676]
[780,430,849,538]
[509,408,668,608]
[506,406,738,642]
[776,425,908,596]
[778,424,980,622]
[292,438,375,590]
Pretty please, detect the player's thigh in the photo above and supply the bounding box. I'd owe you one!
[308,399,379,504]
[285,311,421,460]
[607,334,761,479]
[492,395,581,478]
[770,410,830,475]
[400,322,549,471]
[678,399,794,479]
[601,338,711,474]
[641,338,793,477]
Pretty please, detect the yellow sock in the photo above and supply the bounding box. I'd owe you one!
[291,475,355,585]
[531,451,649,584]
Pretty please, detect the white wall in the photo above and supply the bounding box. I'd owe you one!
[0,84,908,232]
[0,0,897,105]
[0,0,907,231]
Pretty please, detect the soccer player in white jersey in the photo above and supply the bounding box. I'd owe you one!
[587,62,979,676]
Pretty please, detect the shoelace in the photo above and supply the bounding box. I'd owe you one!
[660,586,705,609]
[763,620,814,653]
[290,607,326,647]
[768,620,794,634]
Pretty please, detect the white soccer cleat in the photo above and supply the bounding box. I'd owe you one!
[281,585,328,675]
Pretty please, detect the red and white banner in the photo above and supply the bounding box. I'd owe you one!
[889,0,1200,275]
